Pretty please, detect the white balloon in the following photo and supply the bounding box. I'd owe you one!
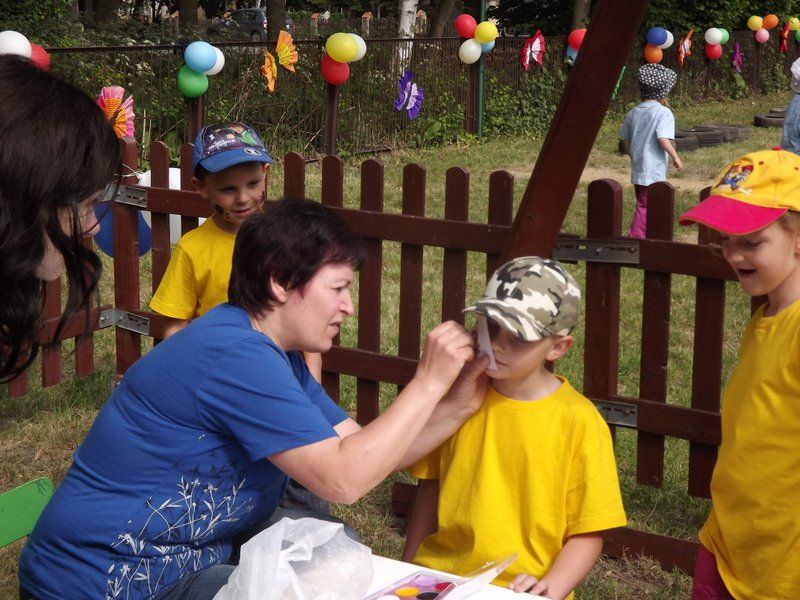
[138,168,203,244]
[204,47,225,75]
[458,38,482,64]
[704,27,722,45]
[349,34,367,61]
[659,30,674,49]
[0,30,32,58]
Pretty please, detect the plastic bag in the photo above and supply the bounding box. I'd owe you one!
[214,517,373,600]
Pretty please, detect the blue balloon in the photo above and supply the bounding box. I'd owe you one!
[183,41,217,73]
[93,204,152,258]
[565,45,578,59]
[481,40,495,53]
[646,27,668,47]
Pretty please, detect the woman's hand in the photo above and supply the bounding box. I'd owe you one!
[414,321,476,399]
[509,573,550,597]
[440,353,489,416]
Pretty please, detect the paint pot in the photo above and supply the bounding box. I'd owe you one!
[395,588,420,598]
[417,593,439,599]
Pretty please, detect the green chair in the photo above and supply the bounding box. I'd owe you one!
[0,478,55,547]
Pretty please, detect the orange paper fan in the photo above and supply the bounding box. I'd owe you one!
[260,50,277,92]
[275,30,298,73]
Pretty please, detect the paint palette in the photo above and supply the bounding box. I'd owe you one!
[365,571,456,599]
[366,554,517,600]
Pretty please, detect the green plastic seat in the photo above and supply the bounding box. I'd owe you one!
[0,478,55,547]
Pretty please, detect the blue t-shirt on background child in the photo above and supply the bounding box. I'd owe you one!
[620,101,675,185]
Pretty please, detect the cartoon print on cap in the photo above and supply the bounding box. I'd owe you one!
[719,160,755,194]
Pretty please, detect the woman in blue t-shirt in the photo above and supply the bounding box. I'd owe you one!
[19,198,487,600]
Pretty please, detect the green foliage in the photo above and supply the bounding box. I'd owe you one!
[483,67,564,137]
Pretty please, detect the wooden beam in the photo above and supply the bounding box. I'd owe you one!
[502,0,650,260]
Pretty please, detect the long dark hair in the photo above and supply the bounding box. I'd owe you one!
[0,56,120,381]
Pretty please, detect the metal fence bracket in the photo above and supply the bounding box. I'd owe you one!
[592,400,638,428]
[553,238,639,265]
[98,309,150,335]
[111,184,148,208]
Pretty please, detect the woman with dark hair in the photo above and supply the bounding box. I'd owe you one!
[0,55,120,381]
[20,198,488,600]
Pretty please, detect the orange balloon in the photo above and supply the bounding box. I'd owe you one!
[763,14,779,29]
[643,43,663,64]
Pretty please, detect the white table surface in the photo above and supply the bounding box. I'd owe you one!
[367,555,545,599]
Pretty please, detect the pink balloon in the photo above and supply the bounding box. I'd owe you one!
[29,43,50,72]
[754,28,769,44]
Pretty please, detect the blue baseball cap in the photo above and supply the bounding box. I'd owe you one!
[191,122,272,174]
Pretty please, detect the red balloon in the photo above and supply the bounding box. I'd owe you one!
[29,43,51,72]
[705,43,722,61]
[320,53,350,85]
[453,14,478,38]
[568,28,586,50]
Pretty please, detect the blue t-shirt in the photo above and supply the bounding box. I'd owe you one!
[620,101,675,186]
[19,303,347,600]
[782,93,800,155]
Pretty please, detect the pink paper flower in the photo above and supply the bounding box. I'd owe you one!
[97,86,135,138]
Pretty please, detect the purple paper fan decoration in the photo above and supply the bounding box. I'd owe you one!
[732,41,743,73]
[394,70,425,120]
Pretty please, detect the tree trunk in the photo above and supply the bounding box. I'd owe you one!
[94,0,119,23]
[179,0,197,26]
[267,0,286,42]
[428,0,456,38]
[397,0,418,69]
[572,0,591,29]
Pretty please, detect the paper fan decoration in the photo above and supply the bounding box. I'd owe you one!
[780,21,790,52]
[260,50,277,92]
[394,71,424,120]
[678,29,693,65]
[97,86,135,138]
[275,30,298,72]
[732,42,743,73]
[521,31,545,71]
[259,31,299,93]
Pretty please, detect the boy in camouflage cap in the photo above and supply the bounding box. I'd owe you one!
[404,257,626,599]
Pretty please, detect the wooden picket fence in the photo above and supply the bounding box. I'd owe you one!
[5,135,739,575]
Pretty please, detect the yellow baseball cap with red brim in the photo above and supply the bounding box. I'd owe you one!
[678,148,800,235]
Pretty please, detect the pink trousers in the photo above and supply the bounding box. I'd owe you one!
[692,545,735,600]
[627,184,648,239]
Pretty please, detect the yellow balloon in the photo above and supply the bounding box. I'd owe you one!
[325,32,358,63]
[747,15,763,31]
[474,21,498,44]
[790,17,800,31]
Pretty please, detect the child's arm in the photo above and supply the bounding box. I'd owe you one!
[622,139,631,156]
[401,478,439,562]
[508,532,603,599]
[160,317,189,338]
[658,137,682,171]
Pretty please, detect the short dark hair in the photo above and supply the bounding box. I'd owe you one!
[229,197,366,315]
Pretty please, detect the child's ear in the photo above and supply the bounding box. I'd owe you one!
[192,176,208,199]
[547,335,574,361]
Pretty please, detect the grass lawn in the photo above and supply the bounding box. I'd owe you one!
[1,89,791,598]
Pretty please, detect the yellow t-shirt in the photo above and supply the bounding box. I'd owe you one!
[149,218,235,319]
[410,378,626,597]
[699,300,800,599]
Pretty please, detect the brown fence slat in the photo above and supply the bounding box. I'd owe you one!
[636,182,674,488]
[74,235,97,377]
[40,280,62,388]
[7,371,29,398]
[398,164,426,371]
[609,395,721,445]
[321,155,344,402]
[486,171,514,278]
[441,168,469,324]
[638,239,735,280]
[283,152,306,198]
[356,159,384,424]
[144,188,212,219]
[604,527,698,574]
[583,180,623,420]
[179,143,200,235]
[149,141,172,294]
[688,226,724,498]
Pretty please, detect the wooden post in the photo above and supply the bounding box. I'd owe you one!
[501,0,650,260]
[464,63,479,134]
[323,83,340,156]
[187,96,205,144]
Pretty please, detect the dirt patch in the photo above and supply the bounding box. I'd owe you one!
[509,164,712,194]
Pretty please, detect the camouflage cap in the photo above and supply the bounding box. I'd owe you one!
[464,256,581,341]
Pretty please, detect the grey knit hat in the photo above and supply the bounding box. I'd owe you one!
[638,63,677,100]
